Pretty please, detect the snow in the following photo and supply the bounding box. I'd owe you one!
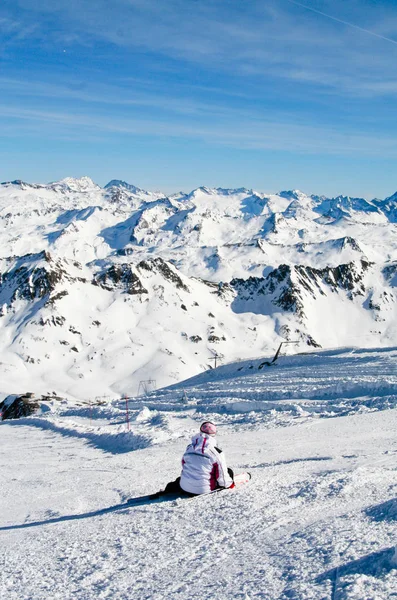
[1,347,396,599]
[1,177,397,597]
[3,178,397,399]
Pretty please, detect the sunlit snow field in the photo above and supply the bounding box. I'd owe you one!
[1,347,396,599]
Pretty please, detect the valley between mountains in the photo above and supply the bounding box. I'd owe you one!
[1,176,397,401]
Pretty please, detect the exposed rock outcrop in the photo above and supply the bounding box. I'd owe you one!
[137,258,189,291]
[231,259,372,319]
[93,264,148,295]
[0,393,40,420]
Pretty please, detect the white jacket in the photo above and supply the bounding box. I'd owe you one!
[179,433,234,495]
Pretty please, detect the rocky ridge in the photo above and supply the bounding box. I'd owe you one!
[1,177,397,401]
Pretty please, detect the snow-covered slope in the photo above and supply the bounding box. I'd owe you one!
[2,178,397,400]
[1,347,396,599]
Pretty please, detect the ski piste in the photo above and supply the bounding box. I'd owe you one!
[1,474,252,530]
[128,472,252,506]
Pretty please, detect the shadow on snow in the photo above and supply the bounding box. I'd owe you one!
[0,495,176,532]
[364,497,397,522]
[3,418,152,454]
[316,546,396,583]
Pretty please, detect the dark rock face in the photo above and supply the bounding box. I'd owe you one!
[231,259,372,319]
[0,251,67,310]
[267,265,305,315]
[38,315,66,327]
[0,393,40,420]
[106,187,130,204]
[208,334,226,343]
[231,264,305,317]
[340,236,362,252]
[137,260,153,272]
[93,265,148,295]
[153,258,189,291]
[137,257,189,291]
[46,290,69,306]
[292,261,369,305]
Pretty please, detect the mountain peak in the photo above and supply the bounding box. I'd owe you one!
[51,177,100,192]
[0,179,43,190]
[104,180,147,195]
[384,191,397,203]
[278,190,307,201]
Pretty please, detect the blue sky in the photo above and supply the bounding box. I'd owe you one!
[1,0,397,198]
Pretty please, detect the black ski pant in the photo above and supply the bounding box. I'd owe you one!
[162,468,234,496]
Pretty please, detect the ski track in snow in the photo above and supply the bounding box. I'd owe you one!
[1,348,397,599]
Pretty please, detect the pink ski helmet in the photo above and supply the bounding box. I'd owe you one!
[200,421,217,436]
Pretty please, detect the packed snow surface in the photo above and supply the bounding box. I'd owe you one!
[1,347,396,599]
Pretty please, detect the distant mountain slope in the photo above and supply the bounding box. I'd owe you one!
[1,177,397,400]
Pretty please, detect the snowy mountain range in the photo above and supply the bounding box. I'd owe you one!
[2,176,397,401]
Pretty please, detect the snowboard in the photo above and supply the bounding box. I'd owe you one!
[234,471,251,486]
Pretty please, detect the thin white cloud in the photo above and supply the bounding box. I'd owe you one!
[4,0,397,98]
[0,103,396,157]
[284,0,397,46]
[0,76,299,121]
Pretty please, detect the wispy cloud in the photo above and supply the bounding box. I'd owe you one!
[4,0,397,97]
[1,102,396,157]
[283,0,397,47]
[0,71,390,144]
[2,0,397,196]
[0,15,38,50]
[0,76,266,118]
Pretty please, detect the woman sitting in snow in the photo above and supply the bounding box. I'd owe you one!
[152,421,234,497]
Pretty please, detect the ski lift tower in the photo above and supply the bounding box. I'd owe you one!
[209,352,223,369]
[271,340,299,363]
[138,379,157,396]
